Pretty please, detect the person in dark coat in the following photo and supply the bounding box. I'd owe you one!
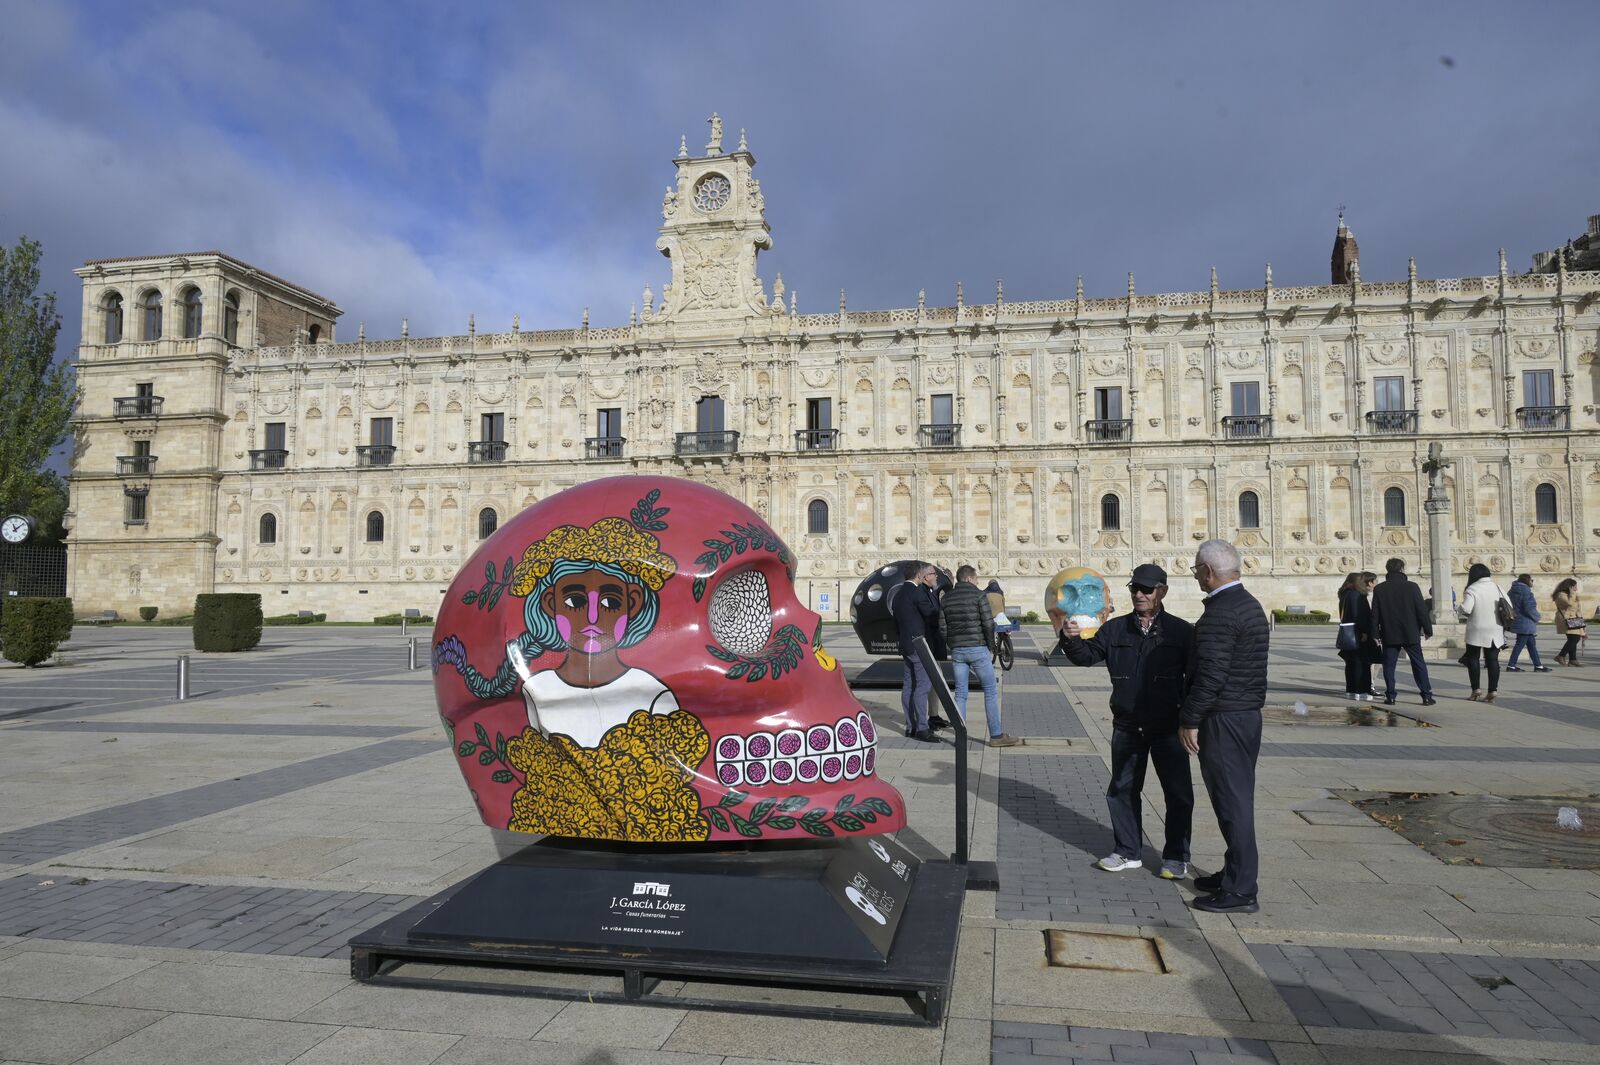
[1505,574,1549,672]
[1369,557,1435,706]
[939,566,1017,746]
[1337,571,1379,700]
[891,562,945,742]
[1061,563,1195,880]
[1179,539,1269,914]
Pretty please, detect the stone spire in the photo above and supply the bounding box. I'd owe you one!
[1331,210,1360,284]
[678,135,689,159]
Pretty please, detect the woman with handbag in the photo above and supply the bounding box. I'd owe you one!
[1458,563,1510,702]
[1337,571,1378,701]
[1554,578,1586,667]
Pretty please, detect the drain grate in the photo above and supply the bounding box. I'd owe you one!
[1043,928,1169,973]
[1347,791,1600,869]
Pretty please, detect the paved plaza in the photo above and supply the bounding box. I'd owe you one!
[0,622,1597,1064]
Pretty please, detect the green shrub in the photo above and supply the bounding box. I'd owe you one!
[1022,611,1041,624]
[263,613,328,626]
[1271,609,1331,625]
[1,596,74,666]
[138,606,158,622]
[193,593,263,652]
[373,613,432,625]
[157,614,193,626]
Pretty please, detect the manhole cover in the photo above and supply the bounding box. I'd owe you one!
[1347,791,1600,869]
[1262,703,1433,727]
[1043,929,1168,973]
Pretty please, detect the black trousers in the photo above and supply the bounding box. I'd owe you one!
[1107,726,1193,863]
[1198,711,1262,898]
[1339,649,1374,695]
[1464,645,1500,693]
[1382,643,1433,699]
[1559,634,1583,662]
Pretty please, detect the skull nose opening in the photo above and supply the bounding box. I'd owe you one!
[708,568,773,656]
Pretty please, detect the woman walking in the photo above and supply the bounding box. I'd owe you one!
[1505,574,1551,672]
[1337,571,1378,700]
[1458,563,1509,702]
[1554,578,1586,667]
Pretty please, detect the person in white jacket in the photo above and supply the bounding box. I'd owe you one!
[1458,563,1510,702]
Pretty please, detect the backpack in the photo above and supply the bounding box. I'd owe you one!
[1494,590,1515,629]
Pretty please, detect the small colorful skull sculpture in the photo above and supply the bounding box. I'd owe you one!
[1045,566,1114,638]
[432,476,906,844]
[848,561,953,655]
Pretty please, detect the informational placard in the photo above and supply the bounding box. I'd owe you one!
[818,592,831,613]
[819,834,919,956]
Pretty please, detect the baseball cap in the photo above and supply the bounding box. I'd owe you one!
[1129,564,1168,588]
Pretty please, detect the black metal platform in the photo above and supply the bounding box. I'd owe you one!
[850,659,982,690]
[349,837,966,1025]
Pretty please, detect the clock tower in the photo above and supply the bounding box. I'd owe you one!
[653,115,783,327]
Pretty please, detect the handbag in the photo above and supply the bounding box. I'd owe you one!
[1336,622,1360,653]
[1494,591,1515,629]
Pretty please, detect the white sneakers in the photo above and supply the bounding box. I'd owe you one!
[1095,854,1142,872]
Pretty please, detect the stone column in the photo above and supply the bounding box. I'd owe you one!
[1424,479,1452,625]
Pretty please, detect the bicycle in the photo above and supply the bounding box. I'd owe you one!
[992,629,1015,671]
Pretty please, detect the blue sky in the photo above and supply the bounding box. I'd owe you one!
[4,1,1598,441]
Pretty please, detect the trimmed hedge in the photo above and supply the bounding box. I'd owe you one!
[193,593,263,652]
[157,614,194,626]
[1,596,74,667]
[1272,609,1331,624]
[373,613,432,625]
[1022,611,1042,624]
[139,606,158,622]
[264,613,327,625]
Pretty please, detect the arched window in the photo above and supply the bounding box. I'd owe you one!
[308,324,322,343]
[807,499,829,535]
[103,292,123,343]
[1383,487,1407,527]
[141,290,162,340]
[182,287,203,339]
[366,510,385,542]
[258,512,277,544]
[478,507,498,539]
[1534,482,1558,525]
[1238,490,1260,529]
[223,291,240,344]
[1100,493,1121,531]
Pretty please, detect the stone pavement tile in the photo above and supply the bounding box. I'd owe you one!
[0,949,160,1001]
[438,1039,715,1065]
[1225,902,1455,940]
[1447,889,1600,917]
[0,996,165,1064]
[79,959,349,1019]
[284,1026,460,1065]
[1502,869,1600,892]
[1291,882,1469,913]
[939,1017,991,1065]
[663,1008,948,1065]
[1204,931,1300,1026]
[296,983,563,1037]
[1428,911,1600,947]
[77,1011,336,1065]
[949,923,995,1020]
[533,1001,687,1050]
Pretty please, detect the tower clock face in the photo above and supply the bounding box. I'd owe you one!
[692,173,731,212]
[1,515,32,544]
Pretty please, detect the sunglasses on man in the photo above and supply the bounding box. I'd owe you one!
[1128,584,1160,595]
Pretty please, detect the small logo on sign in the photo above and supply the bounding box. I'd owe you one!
[632,881,671,897]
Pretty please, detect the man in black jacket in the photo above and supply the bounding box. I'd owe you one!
[1368,557,1436,706]
[1180,539,1269,914]
[891,562,945,742]
[1061,563,1195,879]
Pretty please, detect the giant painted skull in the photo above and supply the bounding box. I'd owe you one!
[848,561,954,655]
[432,476,906,844]
[1045,566,1114,638]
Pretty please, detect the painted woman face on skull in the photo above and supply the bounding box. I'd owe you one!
[431,476,907,845]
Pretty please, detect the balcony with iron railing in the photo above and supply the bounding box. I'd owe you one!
[1085,419,1133,443]
[1516,405,1569,431]
[585,436,626,459]
[250,449,288,470]
[918,423,961,448]
[356,444,396,467]
[113,396,163,418]
[1222,414,1273,440]
[674,430,739,456]
[468,440,508,463]
[116,455,158,476]
[795,428,840,452]
[1365,410,1418,435]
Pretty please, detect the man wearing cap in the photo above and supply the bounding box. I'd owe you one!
[1059,563,1196,880]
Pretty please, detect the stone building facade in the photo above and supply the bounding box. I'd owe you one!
[67,120,1600,621]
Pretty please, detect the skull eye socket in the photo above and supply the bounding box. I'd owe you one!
[708,568,773,656]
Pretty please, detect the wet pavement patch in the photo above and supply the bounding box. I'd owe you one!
[1263,703,1436,727]
[1043,928,1169,973]
[1345,790,1600,869]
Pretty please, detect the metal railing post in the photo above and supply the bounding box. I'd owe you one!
[176,655,190,700]
[913,636,967,865]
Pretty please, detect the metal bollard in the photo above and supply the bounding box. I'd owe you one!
[176,655,191,700]
[401,616,408,637]
[408,637,418,671]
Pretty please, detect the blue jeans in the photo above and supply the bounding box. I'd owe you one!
[950,645,1002,738]
[900,655,931,733]
[1508,632,1542,669]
